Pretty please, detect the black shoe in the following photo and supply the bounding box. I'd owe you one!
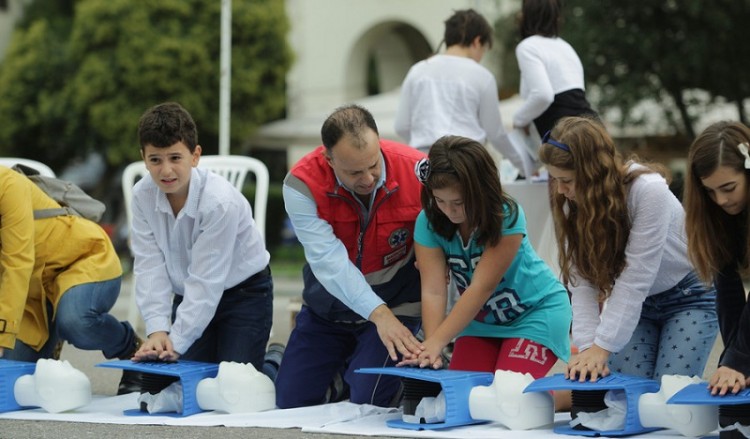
[262,342,286,382]
[116,336,147,395]
[324,370,350,403]
[117,371,178,397]
[117,370,145,395]
[51,340,65,360]
[265,343,285,367]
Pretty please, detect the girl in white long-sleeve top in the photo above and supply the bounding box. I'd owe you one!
[538,116,718,383]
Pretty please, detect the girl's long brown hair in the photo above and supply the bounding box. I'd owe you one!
[538,116,666,300]
[422,135,518,246]
[685,120,750,282]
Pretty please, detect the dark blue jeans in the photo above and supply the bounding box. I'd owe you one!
[275,305,421,408]
[609,270,718,380]
[5,278,137,361]
[171,270,273,372]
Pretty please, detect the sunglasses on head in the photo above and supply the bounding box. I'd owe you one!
[542,131,571,152]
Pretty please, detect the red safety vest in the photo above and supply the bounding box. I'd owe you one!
[291,140,423,272]
[289,139,424,321]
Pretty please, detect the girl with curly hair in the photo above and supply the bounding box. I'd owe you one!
[538,116,718,383]
[401,135,571,380]
[684,120,750,396]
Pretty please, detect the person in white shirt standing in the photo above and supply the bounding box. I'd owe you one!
[394,9,527,176]
[513,0,597,139]
[130,102,275,380]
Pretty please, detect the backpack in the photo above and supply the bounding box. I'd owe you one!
[11,163,106,222]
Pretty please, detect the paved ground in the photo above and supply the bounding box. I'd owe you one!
[2,272,725,438]
[3,273,407,438]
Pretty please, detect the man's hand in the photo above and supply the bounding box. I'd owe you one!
[708,366,747,396]
[566,344,611,382]
[369,304,424,361]
[132,331,180,362]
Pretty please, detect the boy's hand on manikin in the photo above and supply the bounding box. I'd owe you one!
[132,331,180,362]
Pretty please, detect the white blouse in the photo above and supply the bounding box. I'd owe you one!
[394,54,526,172]
[514,35,587,129]
[569,168,692,353]
[131,167,269,354]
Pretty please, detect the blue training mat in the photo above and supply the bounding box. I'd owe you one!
[97,359,218,417]
[0,359,37,413]
[525,372,662,437]
[356,367,494,430]
[668,382,750,405]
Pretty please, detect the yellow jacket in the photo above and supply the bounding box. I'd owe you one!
[0,166,122,350]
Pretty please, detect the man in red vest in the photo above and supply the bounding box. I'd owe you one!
[276,104,426,408]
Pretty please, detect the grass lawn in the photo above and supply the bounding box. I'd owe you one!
[269,243,306,277]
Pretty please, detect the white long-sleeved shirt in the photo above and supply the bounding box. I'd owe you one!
[570,169,693,353]
[514,35,587,129]
[131,167,269,355]
[394,54,526,173]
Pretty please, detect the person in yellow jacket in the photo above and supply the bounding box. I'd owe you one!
[0,165,140,367]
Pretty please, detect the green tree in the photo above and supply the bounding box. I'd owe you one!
[0,0,292,171]
[561,0,749,139]
[0,19,72,167]
[494,11,520,99]
[694,0,750,125]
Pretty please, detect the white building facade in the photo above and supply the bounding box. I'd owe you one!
[284,0,509,119]
[258,0,516,166]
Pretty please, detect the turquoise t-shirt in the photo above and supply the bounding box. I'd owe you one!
[414,203,572,362]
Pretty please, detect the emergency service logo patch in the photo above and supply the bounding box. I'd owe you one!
[388,228,409,248]
[383,247,407,266]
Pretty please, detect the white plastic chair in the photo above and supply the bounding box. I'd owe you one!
[0,158,56,177]
[121,155,270,327]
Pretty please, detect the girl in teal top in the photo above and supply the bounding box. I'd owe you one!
[401,135,571,379]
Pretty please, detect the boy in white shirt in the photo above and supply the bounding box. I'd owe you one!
[130,102,275,375]
[394,9,526,173]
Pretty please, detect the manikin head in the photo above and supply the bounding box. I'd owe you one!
[13,359,91,413]
[469,370,554,430]
[638,374,718,437]
[196,361,275,413]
